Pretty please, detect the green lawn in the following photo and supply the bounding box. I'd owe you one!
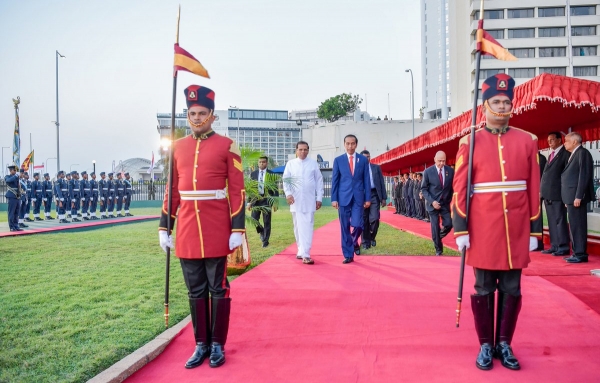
[0,206,450,383]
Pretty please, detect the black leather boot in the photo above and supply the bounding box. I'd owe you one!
[495,292,522,370]
[185,298,210,369]
[209,297,231,368]
[471,294,495,370]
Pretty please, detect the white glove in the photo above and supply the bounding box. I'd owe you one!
[101,197,104,201]
[529,237,537,251]
[456,235,470,251]
[229,232,243,250]
[43,198,47,201]
[60,198,64,202]
[158,231,174,253]
[32,198,36,201]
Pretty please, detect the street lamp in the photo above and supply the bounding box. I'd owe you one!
[70,164,79,172]
[296,119,303,142]
[405,69,415,138]
[92,160,96,174]
[56,50,65,172]
[230,106,240,142]
[2,146,10,176]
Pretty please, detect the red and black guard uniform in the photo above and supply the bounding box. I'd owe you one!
[451,74,541,371]
[159,85,245,369]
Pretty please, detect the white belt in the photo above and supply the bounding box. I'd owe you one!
[473,180,527,193]
[180,189,227,200]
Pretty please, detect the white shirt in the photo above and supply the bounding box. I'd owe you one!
[283,157,324,213]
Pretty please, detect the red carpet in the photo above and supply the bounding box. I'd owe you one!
[0,215,158,237]
[126,218,600,383]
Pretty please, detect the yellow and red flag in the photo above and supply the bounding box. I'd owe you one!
[174,43,210,78]
[21,150,34,171]
[476,20,517,61]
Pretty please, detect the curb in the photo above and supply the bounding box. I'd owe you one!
[87,315,191,383]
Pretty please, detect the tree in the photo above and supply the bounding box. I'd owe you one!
[317,93,363,122]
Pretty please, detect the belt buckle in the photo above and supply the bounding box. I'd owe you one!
[215,189,226,199]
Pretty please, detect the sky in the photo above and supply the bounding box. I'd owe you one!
[0,0,422,176]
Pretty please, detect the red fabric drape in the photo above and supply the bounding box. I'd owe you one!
[373,74,600,176]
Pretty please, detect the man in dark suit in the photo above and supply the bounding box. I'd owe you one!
[561,132,594,263]
[533,151,547,250]
[404,173,414,218]
[421,151,454,255]
[331,134,371,263]
[541,132,571,256]
[360,150,387,250]
[248,156,279,248]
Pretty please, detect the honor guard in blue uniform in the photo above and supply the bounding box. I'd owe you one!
[65,172,72,218]
[123,172,134,216]
[18,170,29,228]
[31,173,44,221]
[107,172,116,218]
[89,172,99,220]
[54,171,69,223]
[42,173,54,219]
[5,164,22,231]
[98,172,108,219]
[68,171,82,222]
[115,173,125,217]
[79,171,91,220]
[24,173,34,221]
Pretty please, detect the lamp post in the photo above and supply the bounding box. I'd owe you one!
[296,119,303,146]
[2,146,10,176]
[92,160,96,174]
[70,164,79,172]
[230,106,240,142]
[46,157,57,176]
[405,69,415,138]
[56,50,65,172]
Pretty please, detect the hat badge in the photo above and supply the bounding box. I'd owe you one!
[497,80,507,90]
[189,90,197,100]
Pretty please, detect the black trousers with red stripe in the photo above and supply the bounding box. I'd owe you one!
[180,257,230,299]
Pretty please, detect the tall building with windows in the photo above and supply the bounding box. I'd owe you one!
[157,109,301,166]
[449,1,600,115]
[421,0,451,120]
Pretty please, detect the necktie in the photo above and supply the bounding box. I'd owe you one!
[549,150,555,163]
[258,171,264,195]
[438,168,444,187]
[349,156,354,175]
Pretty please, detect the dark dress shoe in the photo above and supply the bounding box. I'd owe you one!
[19,223,28,228]
[209,342,226,368]
[25,218,34,222]
[552,251,570,256]
[494,342,520,370]
[126,213,133,217]
[35,217,44,221]
[566,255,588,263]
[10,228,24,232]
[262,241,269,248]
[541,248,557,254]
[354,245,360,255]
[83,217,90,220]
[476,343,494,370]
[59,219,69,223]
[371,239,376,247]
[342,258,353,264]
[435,251,443,256]
[185,342,210,369]
[72,218,81,222]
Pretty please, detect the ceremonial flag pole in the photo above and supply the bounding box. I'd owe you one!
[455,0,517,328]
[164,5,210,328]
[13,97,21,169]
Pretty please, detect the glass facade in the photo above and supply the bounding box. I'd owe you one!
[228,128,300,166]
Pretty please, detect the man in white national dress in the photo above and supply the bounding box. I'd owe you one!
[283,141,324,265]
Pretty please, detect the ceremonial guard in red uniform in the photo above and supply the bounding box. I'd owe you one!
[158,85,245,369]
[452,74,541,371]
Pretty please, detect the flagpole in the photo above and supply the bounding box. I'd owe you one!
[164,5,181,329]
[456,0,485,328]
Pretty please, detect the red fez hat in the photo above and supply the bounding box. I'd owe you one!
[481,73,515,102]
[184,85,215,110]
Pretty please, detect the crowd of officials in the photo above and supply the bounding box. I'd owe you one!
[4,165,135,231]
[391,173,430,222]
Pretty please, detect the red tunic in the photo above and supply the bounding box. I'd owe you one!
[451,127,541,270]
[159,132,245,259]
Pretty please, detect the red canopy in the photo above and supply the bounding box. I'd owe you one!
[372,74,600,175]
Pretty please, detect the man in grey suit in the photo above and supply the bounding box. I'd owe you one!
[561,132,594,263]
[540,132,571,256]
[421,151,454,255]
[360,150,387,249]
